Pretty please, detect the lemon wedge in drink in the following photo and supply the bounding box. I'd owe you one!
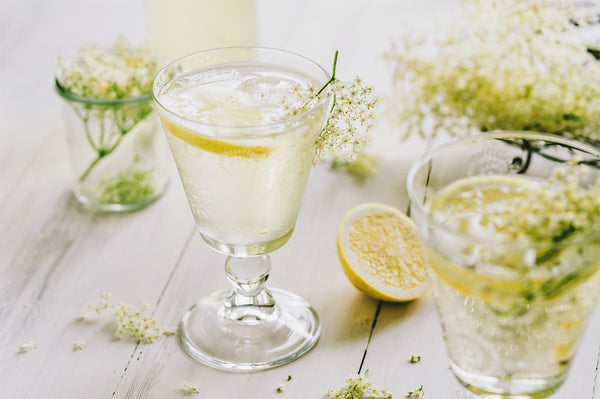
[161,117,272,159]
[337,203,429,302]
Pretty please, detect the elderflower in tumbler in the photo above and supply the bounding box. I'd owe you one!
[407,132,600,398]
[55,37,169,212]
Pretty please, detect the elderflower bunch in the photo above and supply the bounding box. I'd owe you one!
[18,342,37,353]
[283,52,379,162]
[181,381,200,395]
[385,0,600,141]
[81,292,174,343]
[57,36,160,99]
[407,385,424,398]
[327,372,392,399]
[480,161,600,246]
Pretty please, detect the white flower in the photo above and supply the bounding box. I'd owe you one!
[181,381,200,395]
[73,340,87,351]
[80,292,173,344]
[19,342,37,353]
[327,372,391,399]
[476,162,600,249]
[283,52,379,162]
[57,36,160,99]
[385,0,600,141]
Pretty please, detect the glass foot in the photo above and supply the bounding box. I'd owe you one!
[179,287,321,371]
[451,363,564,398]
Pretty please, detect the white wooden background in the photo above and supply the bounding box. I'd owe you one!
[1,1,600,398]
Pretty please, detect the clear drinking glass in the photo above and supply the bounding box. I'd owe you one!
[407,132,600,398]
[56,81,169,212]
[152,47,330,371]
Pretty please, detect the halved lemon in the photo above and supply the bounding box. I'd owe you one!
[337,203,429,302]
[160,117,272,159]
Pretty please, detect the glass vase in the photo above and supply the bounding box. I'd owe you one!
[56,80,169,212]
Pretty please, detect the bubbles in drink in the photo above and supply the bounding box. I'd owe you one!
[238,75,297,106]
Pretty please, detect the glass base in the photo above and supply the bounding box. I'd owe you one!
[73,184,167,213]
[200,228,294,257]
[179,287,321,371]
[451,362,564,398]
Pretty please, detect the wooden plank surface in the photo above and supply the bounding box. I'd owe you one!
[2,1,599,398]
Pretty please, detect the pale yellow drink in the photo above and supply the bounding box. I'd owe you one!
[427,175,600,394]
[155,64,328,255]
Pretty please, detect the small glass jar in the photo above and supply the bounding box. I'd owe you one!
[56,79,169,212]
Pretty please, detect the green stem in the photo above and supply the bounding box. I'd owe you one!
[535,226,578,264]
[79,153,105,181]
[317,50,339,96]
[72,107,98,151]
[99,110,106,148]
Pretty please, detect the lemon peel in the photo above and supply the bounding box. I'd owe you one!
[337,203,429,302]
[161,117,272,159]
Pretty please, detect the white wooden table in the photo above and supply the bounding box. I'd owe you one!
[2,1,599,398]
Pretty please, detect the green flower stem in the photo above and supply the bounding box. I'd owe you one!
[79,133,124,182]
[317,50,338,96]
[315,51,339,144]
[72,107,98,151]
[74,103,151,182]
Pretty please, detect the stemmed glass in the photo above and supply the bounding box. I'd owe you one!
[407,132,600,398]
[152,47,330,371]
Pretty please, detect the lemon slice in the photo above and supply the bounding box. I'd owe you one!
[337,203,429,302]
[161,117,272,159]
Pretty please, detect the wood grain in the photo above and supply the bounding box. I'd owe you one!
[2,0,599,398]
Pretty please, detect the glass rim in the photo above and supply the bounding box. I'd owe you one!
[54,78,153,106]
[406,130,600,250]
[151,46,332,132]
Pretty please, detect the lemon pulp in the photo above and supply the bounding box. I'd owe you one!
[337,203,429,302]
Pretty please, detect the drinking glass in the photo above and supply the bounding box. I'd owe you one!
[56,82,169,212]
[407,132,600,397]
[152,47,330,371]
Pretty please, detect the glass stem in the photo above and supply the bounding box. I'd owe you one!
[223,255,277,323]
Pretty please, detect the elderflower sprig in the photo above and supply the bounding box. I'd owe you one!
[18,342,37,354]
[331,152,379,181]
[80,292,174,344]
[72,339,87,351]
[284,51,379,162]
[327,372,392,399]
[479,161,600,249]
[56,37,159,192]
[385,0,600,141]
[407,385,424,398]
[181,381,200,395]
[57,36,160,99]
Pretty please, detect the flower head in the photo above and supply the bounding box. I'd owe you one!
[181,381,200,395]
[73,339,87,351]
[283,52,379,162]
[327,372,391,399]
[80,292,173,343]
[385,0,600,141]
[57,36,160,99]
[18,342,37,354]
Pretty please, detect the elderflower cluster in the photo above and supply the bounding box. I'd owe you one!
[181,381,200,395]
[327,373,391,399]
[385,0,600,141]
[407,385,425,398]
[57,36,160,99]
[72,339,87,351]
[19,342,37,353]
[481,161,600,245]
[81,292,174,343]
[317,77,378,160]
[282,54,378,161]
